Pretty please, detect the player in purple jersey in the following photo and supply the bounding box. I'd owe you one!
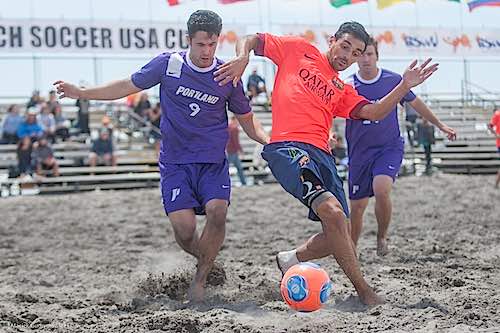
[54,10,269,302]
[345,37,456,256]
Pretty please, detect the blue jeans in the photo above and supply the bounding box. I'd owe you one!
[227,153,247,185]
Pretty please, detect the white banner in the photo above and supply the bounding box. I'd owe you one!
[0,19,245,56]
[279,25,500,57]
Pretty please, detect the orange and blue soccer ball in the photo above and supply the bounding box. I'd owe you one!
[280,262,332,312]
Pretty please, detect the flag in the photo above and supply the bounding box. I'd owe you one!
[377,0,415,9]
[218,0,252,4]
[166,0,204,6]
[467,0,500,11]
[330,0,368,8]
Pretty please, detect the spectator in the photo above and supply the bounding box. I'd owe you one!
[76,90,90,134]
[17,136,33,177]
[17,109,43,141]
[226,116,247,186]
[488,108,500,188]
[148,102,162,157]
[331,135,348,167]
[405,101,418,147]
[26,90,42,109]
[47,90,61,114]
[246,69,266,100]
[1,105,23,144]
[54,105,70,141]
[89,129,117,167]
[134,92,152,119]
[417,118,436,175]
[126,92,139,108]
[38,103,56,143]
[101,116,114,137]
[32,136,59,177]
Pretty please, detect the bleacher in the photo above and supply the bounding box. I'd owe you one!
[405,105,499,175]
[1,100,498,197]
[0,102,274,196]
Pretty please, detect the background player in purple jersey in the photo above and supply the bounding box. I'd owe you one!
[345,37,456,256]
[54,10,269,302]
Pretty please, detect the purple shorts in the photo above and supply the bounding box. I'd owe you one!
[159,160,231,215]
[348,148,403,200]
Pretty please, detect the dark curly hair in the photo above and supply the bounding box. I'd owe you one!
[334,22,370,52]
[187,10,223,38]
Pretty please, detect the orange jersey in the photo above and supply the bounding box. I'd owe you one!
[256,33,369,152]
[490,110,500,147]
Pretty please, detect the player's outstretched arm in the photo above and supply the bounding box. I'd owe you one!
[53,78,142,101]
[409,97,457,140]
[214,34,260,87]
[235,112,270,145]
[353,58,439,121]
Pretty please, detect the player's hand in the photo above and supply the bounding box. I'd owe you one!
[402,58,439,89]
[328,132,338,148]
[213,55,249,87]
[53,80,83,99]
[439,123,457,141]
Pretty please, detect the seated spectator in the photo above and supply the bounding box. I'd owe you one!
[47,90,61,114]
[54,105,70,141]
[32,136,59,177]
[247,69,267,100]
[17,136,33,177]
[26,90,43,109]
[17,109,44,141]
[38,103,56,143]
[101,116,114,137]
[1,105,24,144]
[89,129,117,167]
[148,102,161,156]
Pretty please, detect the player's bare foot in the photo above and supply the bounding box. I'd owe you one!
[187,280,205,303]
[377,238,389,257]
[359,289,385,306]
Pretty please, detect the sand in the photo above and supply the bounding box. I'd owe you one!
[0,174,499,332]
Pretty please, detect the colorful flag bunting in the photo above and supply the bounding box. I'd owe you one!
[218,0,251,4]
[377,0,416,9]
[467,0,500,11]
[330,0,368,8]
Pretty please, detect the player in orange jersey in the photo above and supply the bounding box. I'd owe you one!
[214,22,438,306]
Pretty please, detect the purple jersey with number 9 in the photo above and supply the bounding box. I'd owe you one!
[131,51,251,164]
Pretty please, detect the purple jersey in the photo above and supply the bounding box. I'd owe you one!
[131,51,251,164]
[345,69,416,164]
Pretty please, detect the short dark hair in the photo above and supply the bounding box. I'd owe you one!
[366,36,379,58]
[334,22,370,52]
[187,10,222,38]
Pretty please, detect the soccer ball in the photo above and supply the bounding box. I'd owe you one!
[280,262,332,312]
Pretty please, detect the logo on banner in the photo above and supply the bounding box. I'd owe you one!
[443,34,471,53]
[401,33,439,49]
[375,31,395,45]
[476,36,500,50]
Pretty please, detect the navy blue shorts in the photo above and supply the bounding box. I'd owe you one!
[262,141,349,221]
[159,160,231,215]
